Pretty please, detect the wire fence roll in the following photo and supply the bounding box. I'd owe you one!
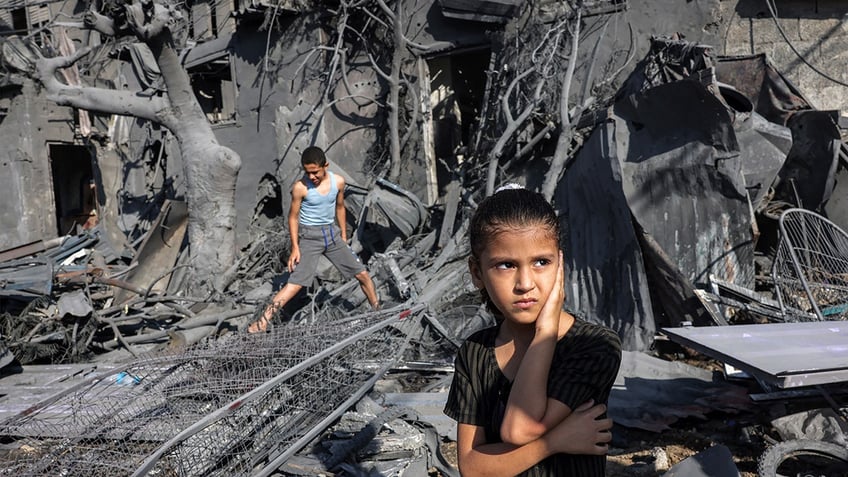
[0,305,422,477]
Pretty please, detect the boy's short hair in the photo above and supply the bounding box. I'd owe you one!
[301,146,327,166]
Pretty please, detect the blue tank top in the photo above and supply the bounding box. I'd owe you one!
[299,171,338,226]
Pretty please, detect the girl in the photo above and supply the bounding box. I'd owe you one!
[444,186,622,476]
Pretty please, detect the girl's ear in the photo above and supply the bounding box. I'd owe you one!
[468,257,484,289]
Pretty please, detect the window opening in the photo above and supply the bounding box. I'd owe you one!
[189,55,237,125]
[10,8,27,35]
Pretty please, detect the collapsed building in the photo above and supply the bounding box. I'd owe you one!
[0,0,847,475]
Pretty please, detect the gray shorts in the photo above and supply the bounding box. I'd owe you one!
[288,224,366,286]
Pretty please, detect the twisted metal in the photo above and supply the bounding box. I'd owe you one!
[0,305,422,476]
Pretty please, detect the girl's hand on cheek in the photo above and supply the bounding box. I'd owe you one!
[535,251,564,336]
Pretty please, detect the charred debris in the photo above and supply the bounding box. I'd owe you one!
[0,4,847,477]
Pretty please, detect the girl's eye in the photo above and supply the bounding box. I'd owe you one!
[495,262,515,270]
[534,259,551,267]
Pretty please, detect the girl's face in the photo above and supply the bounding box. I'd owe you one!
[469,225,560,326]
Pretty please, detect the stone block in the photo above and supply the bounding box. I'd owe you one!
[760,40,817,76]
[723,16,753,53]
[807,83,848,113]
[761,34,848,111]
[750,16,801,44]
[819,34,848,66]
[724,42,753,57]
[800,17,848,41]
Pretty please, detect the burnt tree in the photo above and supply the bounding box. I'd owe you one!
[34,0,240,292]
[476,2,629,200]
[297,0,447,182]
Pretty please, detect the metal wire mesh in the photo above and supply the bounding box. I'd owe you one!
[772,208,848,321]
[0,306,420,476]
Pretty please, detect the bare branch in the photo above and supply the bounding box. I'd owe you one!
[559,15,580,123]
[399,72,420,149]
[542,11,582,201]
[502,68,535,127]
[366,48,393,82]
[361,6,391,29]
[338,48,374,108]
[509,121,555,165]
[486,71,545,196]
[323,7,351,104]
[406,39,455,54]
[36,47,169,124]
[374,0,396,21]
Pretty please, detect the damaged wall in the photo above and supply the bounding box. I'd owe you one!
[0,0,496,254]
[0,78,85,251]
[721,0,848,115]
[0,81,53,249]
[0,9,131,255]
[151,2,493,247]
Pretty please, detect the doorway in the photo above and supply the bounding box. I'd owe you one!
[49,144,97,236]
[427,48,490,197]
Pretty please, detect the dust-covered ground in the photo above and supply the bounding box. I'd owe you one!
[605,421,762,476]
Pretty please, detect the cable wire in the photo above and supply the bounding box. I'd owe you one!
[766,0,848,89]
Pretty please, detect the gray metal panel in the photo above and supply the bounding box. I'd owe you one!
[662,321,848,388]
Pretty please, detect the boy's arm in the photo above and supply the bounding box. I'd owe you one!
[500,254,566,444]
[287,182,305,271]
[335,174,347,242]
[456,401,612,477]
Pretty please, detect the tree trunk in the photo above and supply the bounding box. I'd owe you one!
[147,36,241,291]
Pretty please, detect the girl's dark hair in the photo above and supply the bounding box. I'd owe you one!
[469,188,561,259]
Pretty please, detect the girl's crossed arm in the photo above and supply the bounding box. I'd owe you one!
[457,401,611,477]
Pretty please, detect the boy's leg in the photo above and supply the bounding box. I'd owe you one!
[248,282,303,333]
[248,225,321,333]
[355,270,380,310]
[322,228,380,310]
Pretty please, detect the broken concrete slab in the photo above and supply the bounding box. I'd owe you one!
[113,199,188,305]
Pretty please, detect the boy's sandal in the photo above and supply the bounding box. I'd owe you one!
[247,316,271,334]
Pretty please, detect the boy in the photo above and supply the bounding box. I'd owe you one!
[248,146,380,333]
